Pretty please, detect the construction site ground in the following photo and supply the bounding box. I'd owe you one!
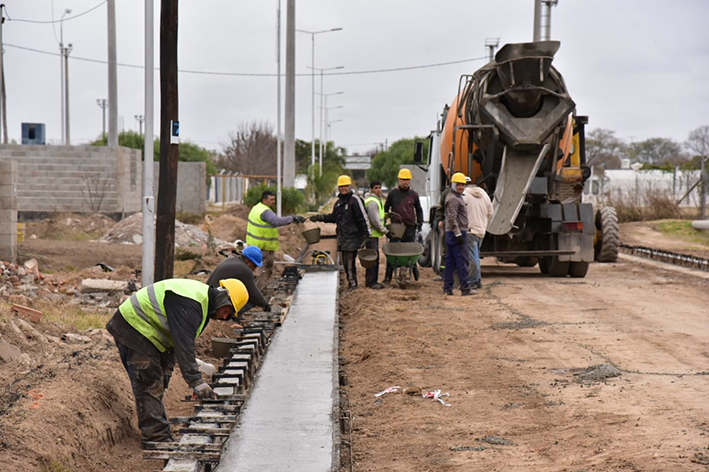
[1,212,708,471]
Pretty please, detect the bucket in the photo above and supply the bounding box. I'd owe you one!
[386,223,406,239]
[17,223,25,243]
[301,227,321,245]
[211,337,239,358]
[357,249,378,269]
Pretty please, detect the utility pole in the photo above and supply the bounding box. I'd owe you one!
[142,0,156,287]
[63,42,72,145]
[276,0,282,215]
[96,99,108,138]
[59,8,71,145]
[0,4,7,144]
[283,0,295,187]
[485,37,499,63]
[155,0,179,281]
[135,115,144,136]
[107,0,118,147]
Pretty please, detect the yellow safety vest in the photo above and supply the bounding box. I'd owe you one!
[118,279,210,352]
[246,202,280,251]
[364,195,385,238]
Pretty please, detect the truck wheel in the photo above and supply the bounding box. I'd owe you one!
[514,256,538,267]
[594,207,620,262]
[418,238,432,268]
[539,257,549,274]
[432,225,444,274]
[547,257,569,277]
[569,261,589,278]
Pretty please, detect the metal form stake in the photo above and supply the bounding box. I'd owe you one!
[142,0,155,287]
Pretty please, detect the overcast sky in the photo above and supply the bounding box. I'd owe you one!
[4,0,708,155]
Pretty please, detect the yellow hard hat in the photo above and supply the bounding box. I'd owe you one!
[398,168,412,180]
[337,175,352,187]
[451,172,467,184]
[219,279,249,312]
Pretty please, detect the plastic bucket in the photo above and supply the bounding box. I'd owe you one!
[386,223,406,239]
[211,337,239,358]
[301,227,321,244]
[358,249,378,268]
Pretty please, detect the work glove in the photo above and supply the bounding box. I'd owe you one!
[193,382,214,399]
[293,215,306,224]
[309,215,322,222]
[455,234,465,246]
[263,303,272,313]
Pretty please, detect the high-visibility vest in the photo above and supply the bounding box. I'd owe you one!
[246,202,280,251]
[364,195,385,238]
[118,279,210,352]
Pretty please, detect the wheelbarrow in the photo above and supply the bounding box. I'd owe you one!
[381,242,423,288]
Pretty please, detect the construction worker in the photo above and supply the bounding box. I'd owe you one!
[106,278,249,448]
[463,179,493,289]
[443,172,473,296]
[207,245,271,313]
[364,180,388,289]
[309,175,371,290]
[246,190,306,283]
[383,168,424,284]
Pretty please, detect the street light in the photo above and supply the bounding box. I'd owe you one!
[135,115,145,137]
[316,90,343,174]
[324,105,344,144]
[327,119,344,143]
[295,27,342,171]
[59,8,71,145]
[96,99,107,138]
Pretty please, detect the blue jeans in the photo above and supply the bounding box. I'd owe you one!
[444,231,470,292]
[467,233,483,283]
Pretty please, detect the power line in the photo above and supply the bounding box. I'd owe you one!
[5,1,107,24]
[3,43,487,77]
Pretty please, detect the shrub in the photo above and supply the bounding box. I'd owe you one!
[244,184,305,215]
[606,188,682,223]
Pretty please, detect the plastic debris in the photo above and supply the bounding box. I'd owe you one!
[374,386,402,398]
[196,358,217,375]
[423,389,451,407]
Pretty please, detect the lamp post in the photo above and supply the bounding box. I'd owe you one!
[59,8,71,145]
[96,99,107,138]
[327,119,343,143]
[295,27,342,171]
[324,105,343,143]
[135,114,145,137]
[317,90,343,174]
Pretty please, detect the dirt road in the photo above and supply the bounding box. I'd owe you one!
[339,258,709,471]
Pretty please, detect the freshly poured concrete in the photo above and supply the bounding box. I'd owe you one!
[216,270,339,471]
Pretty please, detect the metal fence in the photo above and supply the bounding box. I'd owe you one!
[207,171,277,207]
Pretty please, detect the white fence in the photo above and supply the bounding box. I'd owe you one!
[585,169,702,207]
[207,172,277,205]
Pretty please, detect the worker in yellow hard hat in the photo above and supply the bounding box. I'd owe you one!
[309,174,371,290]
[443,172,473,296]
[106,278,248,448]
[383,167,424,285]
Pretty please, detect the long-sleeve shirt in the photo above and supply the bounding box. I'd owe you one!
[365,192,388,235]
[261,208,295,227]
[206,256,268,307]
[444,189,468,236]
[384,186,423,228]
[462,185,493,238]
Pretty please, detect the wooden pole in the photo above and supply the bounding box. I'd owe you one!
[155,0,179,281]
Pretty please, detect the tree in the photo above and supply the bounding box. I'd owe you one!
[218,121,277,175]
[367,137,426,188]
[628,137,686,166]
[585,128,626,171]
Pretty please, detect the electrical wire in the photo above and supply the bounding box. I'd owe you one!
[3,43,487,77]
[5,1,108,24]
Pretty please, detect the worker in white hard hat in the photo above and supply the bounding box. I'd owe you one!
[383,168,424,285]
[106,278,248,448]
[309,175,371,290]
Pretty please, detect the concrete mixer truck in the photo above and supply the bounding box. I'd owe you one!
[415,41,619,278]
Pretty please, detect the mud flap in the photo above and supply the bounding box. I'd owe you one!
[558,233,594,262]
[488,144,548,235]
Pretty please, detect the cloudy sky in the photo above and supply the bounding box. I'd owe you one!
[3,0,708,155]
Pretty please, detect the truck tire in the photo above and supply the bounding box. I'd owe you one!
[569,261,589,278]
[514,256,538,267]
[432,224,444,274]
[594,207,620,262]
[546,257,569,277]
[418,237,432,268]
[538,257,549,274]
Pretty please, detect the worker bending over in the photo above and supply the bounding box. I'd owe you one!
[207,245,271,313]
[106,278,248,448]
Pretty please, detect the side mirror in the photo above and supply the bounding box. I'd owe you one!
[413,141,424,164]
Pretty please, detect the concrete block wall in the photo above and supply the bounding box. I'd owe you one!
[0,145,205,215]
[0,161,18,262]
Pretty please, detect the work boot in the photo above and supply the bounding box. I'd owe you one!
[474,280,482,289]
[443,289,453,296]
[381,279,391,287]
[348,282,358,291]
[461,288,477,297]
[433,275,443,282]
[369,283,384,290]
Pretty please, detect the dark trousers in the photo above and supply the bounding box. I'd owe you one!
[444,231,471,292]
[115,338,175,446]
[365,237,380,287]
[341,250,358,286]
[385,225,419,280]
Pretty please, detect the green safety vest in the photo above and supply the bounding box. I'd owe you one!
[118,278,210,352]
[365,195,386,238]
[246,202,280,251]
